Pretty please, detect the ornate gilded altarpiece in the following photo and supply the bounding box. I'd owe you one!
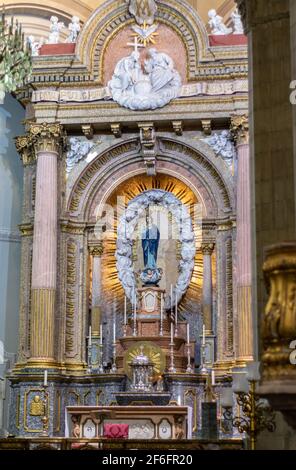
[9,0,248,439]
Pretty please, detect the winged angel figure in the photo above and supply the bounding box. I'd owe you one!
[126,0,158,25]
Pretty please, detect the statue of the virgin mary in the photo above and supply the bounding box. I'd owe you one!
[141,216,160,270]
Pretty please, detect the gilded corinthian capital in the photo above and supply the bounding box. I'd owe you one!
[230,114,249,145]
[29,122,65,154]
[201,243,215,256]
[89,243,104,257]
[15,123,65,163]
[15,134,36,166]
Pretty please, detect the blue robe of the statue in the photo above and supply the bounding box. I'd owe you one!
[141,224,160,269]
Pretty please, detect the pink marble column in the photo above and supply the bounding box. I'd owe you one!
[89,244,104,335]
[201,243,215,334]
[29,123,62,363]
[231,115,253,362]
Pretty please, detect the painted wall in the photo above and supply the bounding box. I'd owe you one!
[0,94,24,432]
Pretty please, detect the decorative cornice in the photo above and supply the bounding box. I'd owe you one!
[60,220,87,235]
[230,114,249,145]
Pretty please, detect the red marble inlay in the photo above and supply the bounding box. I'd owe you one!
[209,34,247,47]
[39,43,76,56]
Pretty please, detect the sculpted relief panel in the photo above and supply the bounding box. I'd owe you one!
[108,47,181,110]
[102,23,187,86]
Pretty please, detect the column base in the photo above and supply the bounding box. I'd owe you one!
[25,358,58,368]
[235,357,254,367]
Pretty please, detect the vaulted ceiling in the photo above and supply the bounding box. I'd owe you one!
[3,0,236,40]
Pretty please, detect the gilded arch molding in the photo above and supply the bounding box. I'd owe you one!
[76,0,210,84]
[66,136,234,222]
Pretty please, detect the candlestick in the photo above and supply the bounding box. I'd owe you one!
[87,341,92,373]
[169,323,176,374]
[133,290,137,337]
[89,326,92,346]
[159,293,163,336]
[174,290,178,337]
[124,296,127,325]
[111,338,117,374]
[123,295,127,337]
[186,343,193,373]
[41,360,50,432]
[200,341,208,375]
[98,324,104,374]
[211,369,216,386]
[42,389,49,436]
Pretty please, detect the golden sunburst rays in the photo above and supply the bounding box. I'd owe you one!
[131,21,159,47]
[98,174,207,316]
[123,341,165,380]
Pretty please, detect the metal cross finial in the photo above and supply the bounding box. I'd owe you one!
[127,36,145,54]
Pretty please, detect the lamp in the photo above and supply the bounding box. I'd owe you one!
[232,370,249,393]
[220,388,233,408]
[220,388,233,436]
[246,361,261,381]
[224,363,276,450]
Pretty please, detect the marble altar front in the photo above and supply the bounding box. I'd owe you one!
[65,405,190,441]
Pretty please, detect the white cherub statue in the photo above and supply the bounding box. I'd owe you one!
[66,16,81,43]
[208,9,232,35]
[47,16,64,44]
[27,36,43,56]
[231,8,244,34]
